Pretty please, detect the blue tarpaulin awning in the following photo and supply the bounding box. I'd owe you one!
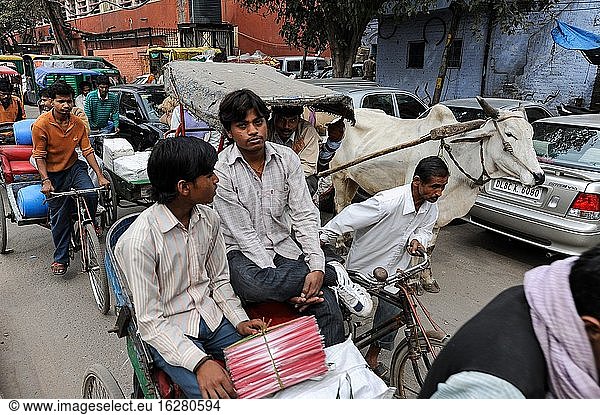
[551,20,600,64]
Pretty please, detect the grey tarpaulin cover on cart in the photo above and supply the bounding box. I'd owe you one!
[163,61,355,130]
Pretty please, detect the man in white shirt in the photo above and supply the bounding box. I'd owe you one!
[115,136,265,398]
[320,156,449,380]
[74,80,92,109]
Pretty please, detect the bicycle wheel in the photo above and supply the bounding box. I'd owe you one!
[0,189,7,253]
[83,223,110,314]
[101,168,118,227]
[389,330,448,398]
[82,363,125,398]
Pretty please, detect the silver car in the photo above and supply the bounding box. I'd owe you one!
[302,79,428,119]
[420,97,554,123]
[465,114,600,255]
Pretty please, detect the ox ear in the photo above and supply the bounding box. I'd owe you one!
[476,96,500,119]
[450,132,494,143]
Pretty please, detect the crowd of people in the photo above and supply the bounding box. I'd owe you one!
[2,75,598,399]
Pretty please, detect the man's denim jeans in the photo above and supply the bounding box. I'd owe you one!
[226,250,345,347]
[148,317,242,398]
[99,121,115,134]
[46,160,97,265]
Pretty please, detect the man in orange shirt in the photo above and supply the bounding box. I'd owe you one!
[0,78,25,123]
[32,81,109,276]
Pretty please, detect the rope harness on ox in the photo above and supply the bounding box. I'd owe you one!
[438,113,528,187]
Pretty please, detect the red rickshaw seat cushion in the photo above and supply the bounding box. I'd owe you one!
[0,145,38,184]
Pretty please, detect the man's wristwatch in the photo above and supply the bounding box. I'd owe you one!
[193,355,214,374]
[41,178,51,183]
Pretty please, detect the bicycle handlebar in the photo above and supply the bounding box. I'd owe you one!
[47,187,106,201]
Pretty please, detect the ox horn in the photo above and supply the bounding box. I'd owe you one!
[476,96,499,119]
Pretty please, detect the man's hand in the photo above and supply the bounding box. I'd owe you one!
[115,127,120,134]
[289,293,324,312]
[303,270,324,299]
[236,319,267,336]
[97,174,110,189]
[41,180,54,197]
[196,360,237,399]
[407,239,425,255]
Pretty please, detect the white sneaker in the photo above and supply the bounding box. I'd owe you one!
[329,261,373,317]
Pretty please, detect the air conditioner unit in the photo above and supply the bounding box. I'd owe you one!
[189,0,221,24]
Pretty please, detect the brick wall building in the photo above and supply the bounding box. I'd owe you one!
[377,4,599,111]
[35,0,310,80]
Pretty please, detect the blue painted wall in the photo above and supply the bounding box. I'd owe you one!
[377,5,598,110]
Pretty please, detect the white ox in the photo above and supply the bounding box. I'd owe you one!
[330,101,545,229]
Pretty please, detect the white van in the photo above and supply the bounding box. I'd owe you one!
[276,56,328,78]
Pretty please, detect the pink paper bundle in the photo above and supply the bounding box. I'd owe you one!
[224,315,328,399]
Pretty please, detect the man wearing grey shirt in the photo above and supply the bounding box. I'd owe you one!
[213,89,365,347]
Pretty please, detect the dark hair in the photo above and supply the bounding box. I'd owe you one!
[272,106,303,118]
[39,87,50,99]
[219,89,270,132]
[414,156,449,183]
[0,78,13,93]
[79,80,92,91]
[569,244,600,320]
[47,80,75,99]
[96,75,110,86]
[147,136,218,204]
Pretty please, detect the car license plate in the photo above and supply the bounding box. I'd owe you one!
[493,179,542,200]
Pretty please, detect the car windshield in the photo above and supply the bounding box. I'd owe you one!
[139,91,165,122]
[533,122,600,172]
[448,106,485,122]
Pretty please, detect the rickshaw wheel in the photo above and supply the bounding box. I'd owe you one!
[82,363,125,398]
[0,189,7,253]
[101,169,118,227]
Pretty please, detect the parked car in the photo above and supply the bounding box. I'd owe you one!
[319,64,363,79]
[421,97,553,123]
[464,114,600,255]
[276,56,328,78]
[303,79,428,119]
[109,84,168,152]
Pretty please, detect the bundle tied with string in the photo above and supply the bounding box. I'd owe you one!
[224,316,327,399]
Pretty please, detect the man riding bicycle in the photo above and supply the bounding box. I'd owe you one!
[32,81,109,276]
[320,156,449,381]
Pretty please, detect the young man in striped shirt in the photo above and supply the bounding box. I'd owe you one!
[115,137,266,399]
[84,75,119,134]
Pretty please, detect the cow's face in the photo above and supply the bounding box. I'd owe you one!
[485,110,545,186]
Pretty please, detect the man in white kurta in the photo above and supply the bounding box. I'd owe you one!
[320,156,449,380]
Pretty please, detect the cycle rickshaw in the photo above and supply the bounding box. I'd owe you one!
[0,121,112,314]
[82,62,448,399]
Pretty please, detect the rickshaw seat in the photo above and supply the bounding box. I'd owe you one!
[0,145,39,184]
[246,301,298,326]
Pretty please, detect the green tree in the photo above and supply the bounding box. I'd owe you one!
[235,0,411,77]
[0,0,46,52]
[0,0,77,54]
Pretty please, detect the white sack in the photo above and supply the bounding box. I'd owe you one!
[273,336,392,399]
[113,151,150,182]
[103,138,134,170]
